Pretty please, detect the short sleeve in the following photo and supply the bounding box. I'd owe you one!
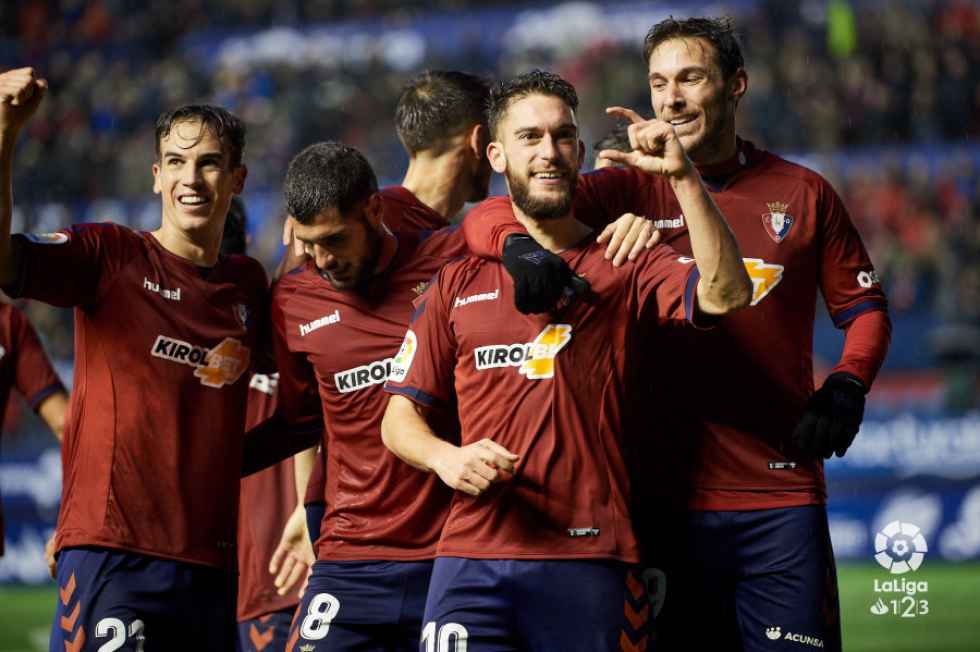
[817,181,888,327]
[269,286,322,425]
[9,306,64,409]
[5,223,131,308]
[384,266,458,407]
[631,243,701,324]
[575,166,652,228]
[461,196,525,258]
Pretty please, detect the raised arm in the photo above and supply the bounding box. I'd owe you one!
[601,107,751,314]
[0,68,46,286]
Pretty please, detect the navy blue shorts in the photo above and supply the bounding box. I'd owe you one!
[238,607,295,652]
[49,546,237,651]
[641,505,841,652]
[305,502,326,546]
[422,557,650,652]
[285,560,432,651]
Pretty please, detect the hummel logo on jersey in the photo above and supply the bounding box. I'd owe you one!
[474,324,572,380]
[151,335,250,388]
[335,358,394,393]
[300,310,341,336]
[652,214,684,230]
[743,258,785,306]
[143,277,181,301]
[568,527,600,537]
[454,289,499,308]
[249,372,278,395]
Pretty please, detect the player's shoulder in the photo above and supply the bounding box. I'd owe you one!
[220,253,268,290]
[381,186,446,231]
[413,224,467,259]
[432,255,492,296]
[270,260,311,301]
[753,146,836,196]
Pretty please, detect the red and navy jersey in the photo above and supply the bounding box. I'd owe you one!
[0,302,65,555]
[270,226,466,561]
[4,223,268,569]
[237,372,300,622]
[385,233,699,562]
[462,139,889,511]
[298,186,449,514]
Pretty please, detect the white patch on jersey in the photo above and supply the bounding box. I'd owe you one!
[453,289,499,308]
[857,269,881,288]
[334,358,394,393]
[24,232,68,245]
[388,330,417,383]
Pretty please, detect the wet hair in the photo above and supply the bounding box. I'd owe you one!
[487,69,579,139]
[155,104,246,168]
[395,70,491,155]
[283,142,378,225]
[220,196,247,256]
[643,16,744,80]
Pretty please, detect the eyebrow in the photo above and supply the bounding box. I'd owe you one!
[161,149,225,160]
[649,65,709,81]
[513,122,577,135]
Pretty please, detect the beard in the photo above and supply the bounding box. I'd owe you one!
[507,167,577,221]
[319,223,382,293]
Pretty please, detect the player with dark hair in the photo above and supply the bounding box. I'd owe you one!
[381,69,750,651]
[593,124,631,169]
[271,141,472,651]
[0,69,267,650]
[460,17,891,651]
[283,69,494,575]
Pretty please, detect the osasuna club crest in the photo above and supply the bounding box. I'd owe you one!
[762,201,794,243]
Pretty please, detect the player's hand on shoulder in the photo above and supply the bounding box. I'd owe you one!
[596,213,661,267]
[791,372,867,459]
[0,68,47,135]
[601,107,694,180]
[432,438,519,496]
[502,234,574,314]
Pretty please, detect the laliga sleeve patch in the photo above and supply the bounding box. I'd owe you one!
[24,232,69,245]
[388,330,418,383]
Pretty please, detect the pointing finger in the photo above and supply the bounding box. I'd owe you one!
[605,106,645,125]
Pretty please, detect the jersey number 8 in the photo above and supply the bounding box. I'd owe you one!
[300,593,341,640]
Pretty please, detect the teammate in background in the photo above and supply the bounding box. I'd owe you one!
[0,68,267,650]
[0,298,68,563]
[381,70,750,651]
[593,124,631,169]
[224,199,308,652]
[459,18,891,651]
[285,69,493,557]
[269,141,472,651]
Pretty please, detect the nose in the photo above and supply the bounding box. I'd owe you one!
[313,246,336,272]
[180,161,204,187]
[537,133,559,161]
[663,80,685,109]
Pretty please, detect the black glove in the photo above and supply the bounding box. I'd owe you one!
[502,234,575,314]
[792,372,867,459]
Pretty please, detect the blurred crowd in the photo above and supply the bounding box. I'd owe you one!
[0,0,978,377]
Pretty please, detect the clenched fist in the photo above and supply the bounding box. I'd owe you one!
[0,67,47,136]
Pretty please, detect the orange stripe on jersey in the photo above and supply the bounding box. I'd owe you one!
[249,622,274,651]
[284,623,301,652]
[59,601,81,632]
[626,572,645,601]
[63,628,86,652]
[59,573,76,606]
[619,630,648,652]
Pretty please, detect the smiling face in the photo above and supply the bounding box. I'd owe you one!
[488,93,584,221]
[152,119,246,241]
[647,37,746,165]
[291,194,383,291]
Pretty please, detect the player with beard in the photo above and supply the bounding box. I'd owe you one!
[270,142,476,651]
[457,17,891,651]
[380,70,750,651]
[285,70,493,558]
[0,69,266,650]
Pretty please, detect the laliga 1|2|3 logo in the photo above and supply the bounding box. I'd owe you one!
[868,520,930,618]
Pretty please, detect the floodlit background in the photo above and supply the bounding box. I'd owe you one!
[1,0,979,650]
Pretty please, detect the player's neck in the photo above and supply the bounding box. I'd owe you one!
[511,206,592,254]
[370,226,399,277]
[151,224,221,267]
[690,128,738,169]
[401,151,471,221]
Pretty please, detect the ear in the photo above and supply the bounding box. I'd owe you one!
[729,68,748,108]
[467,123,487,159]
[364,192,384,229]
[577,139,586,170]
[232,165,248,194]
[152,162,161,195]
[487,140,507,175]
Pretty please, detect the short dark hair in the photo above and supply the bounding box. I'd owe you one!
[488,70,579,139]
[284,142,378,225]
[220,196,248,256]
[155,104,246,168]
[593,124,631,155]
[643,16,744,80]
[395,70,491,155]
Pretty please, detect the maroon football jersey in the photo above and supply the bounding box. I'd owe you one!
[462,139,889,511]
[0,302,65,555]
[384,232,699,561]
[299,186,450,512]
[5,223,267,568]
[271,226,466,561]
[237,372,300,621]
